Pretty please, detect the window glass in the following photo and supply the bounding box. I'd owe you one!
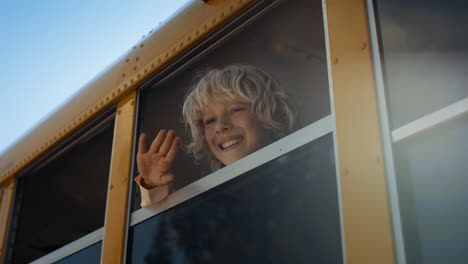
[375,0,468,128]
[393,115,468,263]
[127,134,342,263]
[5,115,114,264]
[132,0,329,210]
[53,242,102,264]
[375,0,468,263]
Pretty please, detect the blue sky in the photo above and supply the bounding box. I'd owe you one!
[0,0,190,155]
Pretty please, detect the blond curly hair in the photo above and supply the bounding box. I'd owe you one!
[182,65,297,170]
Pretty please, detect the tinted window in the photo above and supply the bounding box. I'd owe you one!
[127,134,342,264]
[53,242,102,264]
[393,115,468,263]
[375,0,468,128]
[5,115,113,264]
[375,0,468,262]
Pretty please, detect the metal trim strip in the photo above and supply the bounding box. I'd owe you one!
[366,0,407,262]
[392,97,468,143]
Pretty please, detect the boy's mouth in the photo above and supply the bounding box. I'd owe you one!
[219,136,243,151]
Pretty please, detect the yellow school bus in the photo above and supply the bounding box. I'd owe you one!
[0,0,466,263]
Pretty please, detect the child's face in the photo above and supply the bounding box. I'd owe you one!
[202,99,267,166]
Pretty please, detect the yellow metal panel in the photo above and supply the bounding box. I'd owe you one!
[101,91,137,264]
[0,179,16,260]
[0,0,255,185]
[326,0,396,263]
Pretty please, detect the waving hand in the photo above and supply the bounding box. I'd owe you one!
[136,130,181,189]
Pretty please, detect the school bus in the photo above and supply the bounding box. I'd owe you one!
[0,0,466,263]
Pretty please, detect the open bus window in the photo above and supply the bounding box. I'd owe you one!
[4,111,114,264]
[132,0,330,211]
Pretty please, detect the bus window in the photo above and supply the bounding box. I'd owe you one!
[128,0,343,262]
[392,116,468,264]
[374,0,468,263]
[52,241,102,264]
[375,0,468,128]
[128,134,342,263]
[131,0,330,211]
[3,112,114,264]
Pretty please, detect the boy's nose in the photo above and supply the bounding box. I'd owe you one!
[216,117,232,134]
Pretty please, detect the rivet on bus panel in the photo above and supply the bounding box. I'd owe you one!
[361,42,367,50]
[333,57,339,64]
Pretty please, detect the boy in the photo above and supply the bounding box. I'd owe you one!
[136,65,296,207]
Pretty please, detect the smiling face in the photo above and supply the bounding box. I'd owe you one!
[202,99,268,166]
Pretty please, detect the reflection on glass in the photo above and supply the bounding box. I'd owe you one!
[128,134,342,264]
[132,0,329,211]
[393,115,468,263]
[53,242,102,264]
[376,0,468,128]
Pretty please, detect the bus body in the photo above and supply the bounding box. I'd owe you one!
[0,0,467,263]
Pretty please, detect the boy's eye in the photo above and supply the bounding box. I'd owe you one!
[204,118,215,125]
[231,107,244,114]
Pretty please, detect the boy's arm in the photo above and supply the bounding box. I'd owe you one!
[135,175,170,207]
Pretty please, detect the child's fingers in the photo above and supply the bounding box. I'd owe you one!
[149,129,167,153]
[159,130,175,155]
[138,133,147,154]
[166,137,181,161]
